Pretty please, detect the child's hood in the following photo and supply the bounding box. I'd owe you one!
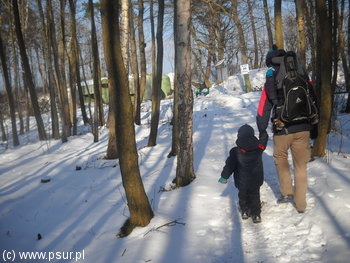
[236,124,260,152]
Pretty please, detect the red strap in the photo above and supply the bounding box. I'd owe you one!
[258,144,265,150]
[257,84,267,117]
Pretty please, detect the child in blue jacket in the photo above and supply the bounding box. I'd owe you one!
[218,124,267,223]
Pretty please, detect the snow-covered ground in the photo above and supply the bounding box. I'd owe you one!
[1,70,350,263]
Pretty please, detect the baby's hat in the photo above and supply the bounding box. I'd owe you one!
[236,124,259,151]
[237,124,255,138]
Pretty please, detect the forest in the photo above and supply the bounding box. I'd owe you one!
[0,0,349,238]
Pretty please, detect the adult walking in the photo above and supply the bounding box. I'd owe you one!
[256,45,318,213]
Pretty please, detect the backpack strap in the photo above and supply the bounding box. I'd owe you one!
[284,51,298,80]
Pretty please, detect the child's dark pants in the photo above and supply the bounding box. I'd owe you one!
[238,188,261,216]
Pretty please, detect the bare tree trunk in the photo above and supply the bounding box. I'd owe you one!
[46,0,70,141]
[58,0,71,139]
[148,0,164,147]
[312,0,333,158]
[105,77,119,159]
[168,2,179,158]
[295,0,306,66]
[120,0,130,74]
[0,32,19,146]
[100,0,153,237]
[305,0,317,80]
[247,0,259,69]
[129,5,141,125]
[88,0,104,142]
[12,0,47,141]
[330,0,339,126]
[79,48,94,124]
[37,0,60,140]
[68,0,89,127]
[150,0,156,97]
[231,0,251,92]
[138,0,147,107]
[0,108,7,142]
[8,19,24,135]
[274,0,284,49]
[340,0,350,112]
[174,0,195,187]
[204,3,215,87]
[104,0,120,159]
[263,0,274,48]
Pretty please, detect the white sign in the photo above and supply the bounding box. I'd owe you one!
[240,64,250,75]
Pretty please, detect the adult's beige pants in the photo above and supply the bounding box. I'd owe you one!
[273,131,310,211]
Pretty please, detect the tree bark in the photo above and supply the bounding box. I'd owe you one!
[8,18,24,135]
[204,2,215,88]
[340,0,350,112]
[88,0,105,142]
[231,0,251,92]
[0,32,19,146]
[148,0,164,147]
[168,0,179,158]
[12,0,47,141]
[247,0,259,69]
[263,0,274,48]
[312,0,333,157]
[0,108,7,142]
[36,0,60,140]
[129,5,141,125]
[120,0,130,74]
[138,0,147,109]
[100,0,153,237]
[58,0,71,139]
[305,1,317,81]
[295,0,306,67]
[174,0,195,187]
[274,0,284,49]
[68,0,89,127]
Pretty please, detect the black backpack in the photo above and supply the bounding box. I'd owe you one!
[274,51,318,125]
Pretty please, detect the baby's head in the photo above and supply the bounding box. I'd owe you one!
[237,124,255,138]
[236,124,259,151]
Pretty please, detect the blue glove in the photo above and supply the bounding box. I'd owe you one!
[218,177,227,184]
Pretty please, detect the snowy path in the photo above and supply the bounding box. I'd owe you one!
[1,87,350,262]
[191,90,327,263]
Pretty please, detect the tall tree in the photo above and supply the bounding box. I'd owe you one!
[168,0,179,158]
[0,107,7,142]
[274,0,283,49]
[247,0,259,69]
[100,0,153,237]
[137,0,147,116]
[120,0,130,73]
[231,0,251,92]
[9,20,24,135]
[12,0,47,141]
[129,5,141,124]
[312,0,333,157]
[174,0,195,187]
[88,0,105,142]
[68,0,89,128]
[330,0,339,122]
[204,2,215,88]
[0,31,19,146]
[295,0,306,66]
[36,0,60,140]
[46,0,70,141]
[340,0,350,112]
[263,0,273,48]
[148,0,164,147]
[58,0,71,140]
